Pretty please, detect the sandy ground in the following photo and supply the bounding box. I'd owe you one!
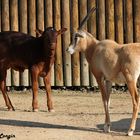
[0,89,140,140]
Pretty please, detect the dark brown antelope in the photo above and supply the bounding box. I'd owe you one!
[67,7,139,136]
[0,27,67,112]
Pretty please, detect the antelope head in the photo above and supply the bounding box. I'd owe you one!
[67,7,96,54]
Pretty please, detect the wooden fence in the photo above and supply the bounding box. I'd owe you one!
[0,0,140,87]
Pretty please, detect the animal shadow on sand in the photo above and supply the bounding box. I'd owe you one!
[0,110,140,136]
[97,117,140,136]
[0,118,102,133]
[0,117,140,136]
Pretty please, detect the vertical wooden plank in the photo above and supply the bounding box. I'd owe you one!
[44,0,53,27]
[124,0,133,43]
[44,0,54,86]
[19,0,29,87]
[1,0,11,87]
[97,0,106,40]
[105,0,114,40]
[36,0,44,87]
[87,0,97,87]
[70,0,80,86]
[114,0,124,44]
[79,0,89,86]
[53,0,63,86]
[0,0,1,32]
[133,0,140,42]
[28,0,36,36]
[10,0,19,87]
[28,0,36,86]
[61,0,71,86]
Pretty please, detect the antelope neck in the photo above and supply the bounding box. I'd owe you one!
[85,36,98,63]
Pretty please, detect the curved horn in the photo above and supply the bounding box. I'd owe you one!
[78,7,96,30]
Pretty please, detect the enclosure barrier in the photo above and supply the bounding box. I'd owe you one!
[0,0,140,87]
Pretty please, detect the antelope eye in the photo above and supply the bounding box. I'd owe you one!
[74,37,78,42]
[51,27,54,30]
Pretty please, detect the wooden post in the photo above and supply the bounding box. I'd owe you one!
[10,0,20,87]
[28,0,36,36]
[0,0,1,32]
[19,0,29,87]
[61,0,71,86]
[114,0,124,44]
[53,0,63,86]
[79,0,89,86]
[44,0,53,27]
[1,0,11,87]
[133,0,140,42]
[71,0,80,86]
[36,0,44,87]
[44,0,54,86]
[97,0,106,40]
[124,0,133,43]
[105,0,114,40]
[87,0,97,87]
[28,0,36,86]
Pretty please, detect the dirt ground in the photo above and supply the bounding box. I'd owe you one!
[0,89,140,140]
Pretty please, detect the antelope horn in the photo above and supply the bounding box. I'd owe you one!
[78,7,96,30]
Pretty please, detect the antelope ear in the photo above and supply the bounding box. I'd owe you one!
[35,29,43,37]
[57,28,67,35]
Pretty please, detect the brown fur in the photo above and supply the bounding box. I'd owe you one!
[0,27,67,112]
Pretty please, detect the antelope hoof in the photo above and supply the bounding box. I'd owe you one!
[49,109,55,112]
[127,129,134,136]
[8,108,15,111]
[33,109,39,112]
[104,124,110,133]
[7,106,15,111]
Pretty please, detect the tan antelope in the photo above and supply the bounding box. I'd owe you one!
[67,7,140,136]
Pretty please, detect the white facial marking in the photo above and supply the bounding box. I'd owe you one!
[67,31,85,55]
[67,46,75,54]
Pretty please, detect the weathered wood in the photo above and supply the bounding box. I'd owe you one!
[19,0,29,87]
[0,1,138,87]
[28,0,36,37]
[71,0,80,86]
[133,0,140,42]
[79,0,89,86]
[1,0,11,86]
[36,0,44,29]
[87,0,97,87]
[114,0,124,44]
[97,0,106,40]
[10,0,20,86]
[53,0,63,86]
[105,0,114,40]
[124,0,133,43]
[0,0,1,32]
[36,0,44,87]
[44,0,53,27]
[61,0,71,86]
[44,0,54,86]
